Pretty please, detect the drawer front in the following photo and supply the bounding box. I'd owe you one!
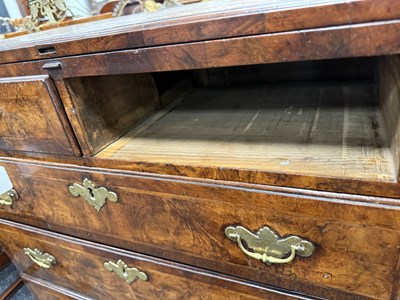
[1,160,399,299]
[0,76,78,156]
[0,219,303,300]
[22,273,93,300]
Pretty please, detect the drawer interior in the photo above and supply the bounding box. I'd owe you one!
[65,55,400,182]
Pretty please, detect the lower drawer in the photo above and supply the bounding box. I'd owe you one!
[0,219,308,300]
[22,273,92,300]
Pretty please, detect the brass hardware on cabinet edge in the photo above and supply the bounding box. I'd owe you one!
[23,248,56,269]
[225,225,315,265]
[0,189,19,206]
[68,178,118,212]
[42,61,63,70]
[104,259,148,284]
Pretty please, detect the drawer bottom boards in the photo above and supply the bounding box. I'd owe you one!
[0,219,310,300]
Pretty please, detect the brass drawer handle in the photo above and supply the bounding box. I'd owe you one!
[0,189,19,206]
[104,259,148,284]
[68,178,118,212]
[225,225,315,264]
[23,248,56,269]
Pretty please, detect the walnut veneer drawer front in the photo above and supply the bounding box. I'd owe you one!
[1,160,399,299]
[22,273,93,300]
[0,219,305,300]
[0,76,78,157]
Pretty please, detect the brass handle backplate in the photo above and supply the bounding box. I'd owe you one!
[0,189,19,206]
[225,225,315,264]
[68,178,117,211]
[104,259,148,284]
[24,248,56,269]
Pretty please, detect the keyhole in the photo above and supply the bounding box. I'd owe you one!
[88,188,95,198]
[122,268,128,277]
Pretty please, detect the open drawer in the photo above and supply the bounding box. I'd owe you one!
[0,75,79,157]
[59,55,400,197]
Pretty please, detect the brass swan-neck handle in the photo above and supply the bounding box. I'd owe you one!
[0,189,19,206]
[24,248,56,269]
[234,234,297,264]
[225,225,315,265]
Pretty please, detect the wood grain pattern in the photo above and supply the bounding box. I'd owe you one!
[0,219,311,300]
[98,81,396,182]
[64,74,160,155]
[0,76,79,157]
[379,56,400,179]
[2,145,400,199]
[0,159,400,299]
[0,0,399,64]
[2,20,400,81]
[22,274,94,300]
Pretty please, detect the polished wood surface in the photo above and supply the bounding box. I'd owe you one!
[22,273,93,300]
[0,159,399,299]
[0,0,399,64]
[0,76,79,157]
[2,20,400,81]
[0,219,310,300]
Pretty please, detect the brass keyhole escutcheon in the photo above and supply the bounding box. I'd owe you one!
[68,178,117,212]
[104,259,148,284]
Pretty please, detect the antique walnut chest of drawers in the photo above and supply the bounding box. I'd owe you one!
[1,1,400,299]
